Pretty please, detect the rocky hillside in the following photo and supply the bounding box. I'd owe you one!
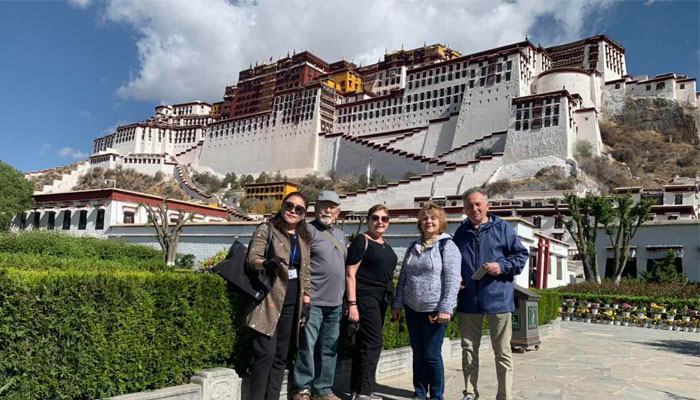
[610,98,699,145]
[600,111,700,186]
[73,167,189,200]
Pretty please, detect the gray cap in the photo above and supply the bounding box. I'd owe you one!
[317,191,341,205]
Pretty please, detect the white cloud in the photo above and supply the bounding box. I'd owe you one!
[58,147,89,159]
[80,0,616,104]
[101,119,130,135]
[40,143,51,157]
[76,110,91,119]
[67,0,92,9]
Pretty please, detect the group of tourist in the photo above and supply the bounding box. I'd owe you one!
[243,187,528,400]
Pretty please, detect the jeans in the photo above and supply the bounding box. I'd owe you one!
[459,312,513,400]
[404,307,448,400]
[293,305,342,395]
[249,303,297,400]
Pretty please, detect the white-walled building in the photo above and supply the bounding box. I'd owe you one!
[26,34,691,217]
[11,188,229,238]
[595,219,700,283]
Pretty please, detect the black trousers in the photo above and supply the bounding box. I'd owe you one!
[249,303,297,400]
[351,294,388,396]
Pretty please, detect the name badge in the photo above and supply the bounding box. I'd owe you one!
[288,269,298,280]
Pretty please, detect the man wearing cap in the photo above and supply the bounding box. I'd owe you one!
[292,191,347,400]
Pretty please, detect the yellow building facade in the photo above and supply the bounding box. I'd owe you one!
[243,181,299,214]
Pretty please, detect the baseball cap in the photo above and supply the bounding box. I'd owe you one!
[317,191,341,205]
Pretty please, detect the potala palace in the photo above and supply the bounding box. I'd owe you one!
[45,35,699,211]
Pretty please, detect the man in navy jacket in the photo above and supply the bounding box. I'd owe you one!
[453,188,528,400]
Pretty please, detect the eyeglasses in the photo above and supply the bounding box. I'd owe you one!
[369,215,390,223]
[283,202,306,216]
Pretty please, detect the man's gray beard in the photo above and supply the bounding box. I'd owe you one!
[316,216,333,227]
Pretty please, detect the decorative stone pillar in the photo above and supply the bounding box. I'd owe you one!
[191,368,241,400]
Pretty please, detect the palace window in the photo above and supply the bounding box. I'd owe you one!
[505,72,511,81]
[33,212,40,229]
[680,84,685,89]
[552,117,559,126]
[123,211,135,224]
[62,211,71,230]
[47,211,55,230]
[656,82,665,90]
[646,84,651,91]
[78,210,88,230]
[675,194,683,205]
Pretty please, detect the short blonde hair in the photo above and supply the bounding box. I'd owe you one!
[417,202,447,236]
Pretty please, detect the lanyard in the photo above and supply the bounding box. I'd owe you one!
[289,233,298,268]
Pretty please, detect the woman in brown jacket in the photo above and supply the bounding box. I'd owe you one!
[246,191,312,400]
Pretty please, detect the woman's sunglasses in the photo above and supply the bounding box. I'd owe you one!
[283,202,306,216]
[369,215,390,223]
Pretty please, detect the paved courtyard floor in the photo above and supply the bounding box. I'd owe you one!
[373,321,700,400]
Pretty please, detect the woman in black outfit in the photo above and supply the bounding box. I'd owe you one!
[345,204,398,400]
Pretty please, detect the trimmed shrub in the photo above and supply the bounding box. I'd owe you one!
[0,231,164,263]
[198,249,228,271]
[557,280,700,308]
[532,289,562,326]
[0,268,239,400]
[0,252,173,273]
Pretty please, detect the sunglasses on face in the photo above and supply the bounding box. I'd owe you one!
[283,202,306,216]
[369,215,390,223]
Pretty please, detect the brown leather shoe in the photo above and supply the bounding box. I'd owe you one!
[312,393,342,400]
[293,391,312,400]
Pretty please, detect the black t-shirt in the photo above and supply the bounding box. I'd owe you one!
[283,232,301,306]
[346,234,398,300]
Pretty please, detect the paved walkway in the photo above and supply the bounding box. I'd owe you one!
[374,321,700,400]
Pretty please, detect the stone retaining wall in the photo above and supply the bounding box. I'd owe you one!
[106,320,561,400]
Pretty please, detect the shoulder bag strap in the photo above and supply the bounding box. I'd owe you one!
[323,229,347,259]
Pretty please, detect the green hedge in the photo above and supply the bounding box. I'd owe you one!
[0,252,173,273]
[0,268,238,400]
[0,231,164,263]
[532,289,562,326]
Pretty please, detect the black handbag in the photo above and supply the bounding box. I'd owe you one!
[213,223,275,302]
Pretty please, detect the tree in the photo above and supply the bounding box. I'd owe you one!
[273,171,284,181]
[223,172,238,189]
[0,160,34,231]
[139,201,193,265]
[475,147,493,158]
[553,193,613,283]
[369,170,388,187]
[299,173,334,202]
[640,251,689,284]
[602,195,652,284]
[256,172,270,183]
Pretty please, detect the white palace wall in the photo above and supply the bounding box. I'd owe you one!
[324,135,441,180]
[440,132,507,163]
[451,54,529,149]
[339,156,504,210]
[535,70,602,109]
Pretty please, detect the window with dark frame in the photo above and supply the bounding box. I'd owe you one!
[48,212,55,230]
[78,210,88,230]
[62,210,71,230]
[96,209,105,230]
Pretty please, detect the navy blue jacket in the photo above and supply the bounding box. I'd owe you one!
[453,214,529,314]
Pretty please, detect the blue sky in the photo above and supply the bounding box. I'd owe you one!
[0,0,698,173]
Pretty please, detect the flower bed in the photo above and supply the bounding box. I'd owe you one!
[559,298,700,332]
